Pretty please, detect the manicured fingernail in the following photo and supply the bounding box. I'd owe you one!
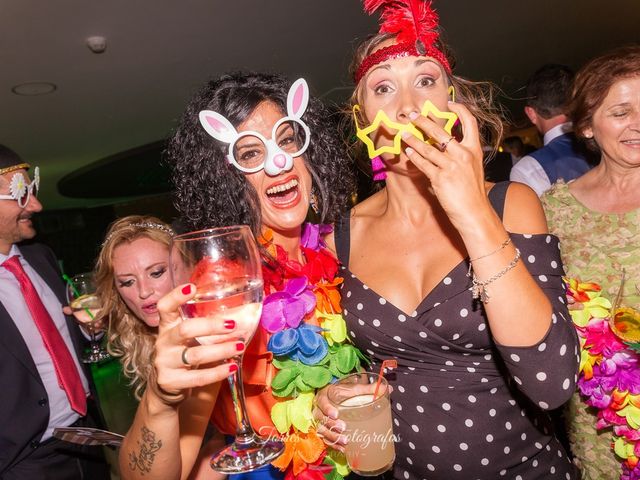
[229,363,238,374]
[448,100,455,105]
[235,342,245,352]
[336,420,346,432]
[181,284,192,295]
[400,131,410,139]
[408,111,419,120]
[338,434,348,445]
[224,320,236,329]
[405,147,415,155]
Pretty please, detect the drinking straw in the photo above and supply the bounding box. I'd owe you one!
[62,274,95,321]
[373,359,397,400]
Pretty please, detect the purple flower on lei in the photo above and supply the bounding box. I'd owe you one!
[300,223,332,251]
[260,277,316,333]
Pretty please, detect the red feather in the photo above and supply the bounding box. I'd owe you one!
[363,0,439,46]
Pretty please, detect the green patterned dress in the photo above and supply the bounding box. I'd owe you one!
[542,180,640,480]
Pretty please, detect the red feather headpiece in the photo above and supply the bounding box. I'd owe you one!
[355,0,451,83]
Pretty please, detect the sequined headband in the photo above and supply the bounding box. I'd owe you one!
[355,0,451,84]
[102,222,174,247]
[0,163,30,176]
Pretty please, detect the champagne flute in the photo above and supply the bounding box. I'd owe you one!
[65,272,110,363]
[170,225,284,473]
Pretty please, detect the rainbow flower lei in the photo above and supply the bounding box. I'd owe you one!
[566,278,640,480]
[259,223,367,480]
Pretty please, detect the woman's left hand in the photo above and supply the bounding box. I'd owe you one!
[402,101,491,229]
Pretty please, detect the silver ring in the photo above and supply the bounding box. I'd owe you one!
[181,346,191,366]
[439,136,455,152]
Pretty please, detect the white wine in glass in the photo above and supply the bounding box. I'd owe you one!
[171,225,284,473]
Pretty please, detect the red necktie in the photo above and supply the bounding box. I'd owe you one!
[2,255,87,416]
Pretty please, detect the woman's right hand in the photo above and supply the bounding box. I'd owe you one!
[313,386,347,453]
[152,283,244,404]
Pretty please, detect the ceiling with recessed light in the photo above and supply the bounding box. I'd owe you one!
[1,0,638,209]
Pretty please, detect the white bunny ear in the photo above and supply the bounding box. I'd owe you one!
[199,110,238,145]
[287,78,309,119]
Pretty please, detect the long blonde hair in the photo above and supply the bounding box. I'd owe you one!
[94,215,173,399]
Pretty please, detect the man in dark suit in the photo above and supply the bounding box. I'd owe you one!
[0,145,109,479]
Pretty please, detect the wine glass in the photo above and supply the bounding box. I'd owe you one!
[65,272,110,363]
[170,225,284,473]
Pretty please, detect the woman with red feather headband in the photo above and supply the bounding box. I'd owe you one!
[315,1,580,478]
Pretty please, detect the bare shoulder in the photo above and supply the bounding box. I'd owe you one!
[503,182,549,234]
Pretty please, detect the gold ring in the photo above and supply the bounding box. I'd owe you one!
[181,346,191,366]
[439,136,455,152]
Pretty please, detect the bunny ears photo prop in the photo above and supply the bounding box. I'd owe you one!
[199,78,311,176]
[355,0,451,83]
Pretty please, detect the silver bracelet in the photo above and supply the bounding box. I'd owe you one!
[469,248,521,304]
[466,237,512,276]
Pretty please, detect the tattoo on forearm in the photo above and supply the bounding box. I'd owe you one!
[128,426,163,475]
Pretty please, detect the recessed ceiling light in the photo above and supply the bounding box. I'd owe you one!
[11,82,57,96]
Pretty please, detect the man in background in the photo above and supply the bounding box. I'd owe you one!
[0,144,109,479]
[510,64,592,196]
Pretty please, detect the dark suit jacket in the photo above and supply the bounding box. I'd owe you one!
[0,242,96,474]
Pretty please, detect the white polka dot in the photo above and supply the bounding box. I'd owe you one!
[366,349,374,355]
[551,466,556,474]
[350,331,356,338]
[486,434,494,442]
[411,310,417,317]
[445,360,454,366]
[481,458,489,466]
[434,318,443,327]
[514,376,522,385]
[453,464,462,471]
[427,464,435,471]
[346,291,352,298]
[396,403,403,411]
[536,372,547,381]
[504,446,510,454]
[521,456,528,463]
[408,441,415,450]
[416,405,424,413]
[442,403,451,411]
[534,441,543,449]
[533,459,538,467]
[490,387,498,394]
[505,421,512,430]
[559,296,565,304]
[397,385,405,393]
[371,341,379,347]
[356,303,363,310]
[433,302,440,307]
[465,343,474,348]
[560,344,567,356]
[357,319,364,326]
[484,354,492,361]
[411,424,419,432]
[443,276,452,285]
[393,335,402,342]
[510,353,520,362]
[441,345,450,351]
[538,342,547,352]
[419,331,427,338]
[437,424,446,433]
[460,308,469,317]
[403,471,409,479]
[420,385,428,393]
[524,233,532,239]
[500,470,507,476]
[372,319,381,327]
[344,308,349,315]
[478,323,486,331]
[452,333,460,340]
[467,367,476,373]
[551,260,558,268]
[481,377,488,383]
[406,457,413,465]
[508,399,516,406]
[398,314,406,322]
[394,418,400,427]
[539,401,549,409]
[538,275,548,282]
[432,445,440,453]
[562,378,571,390]
[468,395,477,403]
[528,255,536,263]
[362,285,369,290]
[465,419,474,427]
[379,298,386,305]
[546,235,551,243]
[515,476,522,480]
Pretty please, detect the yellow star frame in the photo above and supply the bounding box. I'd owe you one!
[354,100,458,159]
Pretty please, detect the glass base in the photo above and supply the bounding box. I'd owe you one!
[82,344,111,364]
[210,437,285,473]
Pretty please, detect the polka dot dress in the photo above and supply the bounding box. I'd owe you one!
[334,189,580,479]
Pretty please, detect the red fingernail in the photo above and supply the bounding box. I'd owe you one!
[224,320,236,329]
[235,342,245,352]
[181,284,192,295]
[229,363,238,374]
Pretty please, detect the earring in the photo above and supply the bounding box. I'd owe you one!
[310,188,320,215]
[448,86,456,102]
[371,156,387,181]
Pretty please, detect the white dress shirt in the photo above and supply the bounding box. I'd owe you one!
[510,122,573,196]
[0,245,89,441]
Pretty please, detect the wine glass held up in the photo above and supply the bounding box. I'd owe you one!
[64,272,110,364]
[170,225,284,473]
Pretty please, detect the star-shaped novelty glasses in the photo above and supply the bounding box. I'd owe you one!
[354,100,458,159]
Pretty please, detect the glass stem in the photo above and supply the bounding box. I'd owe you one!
[227,355,257,446]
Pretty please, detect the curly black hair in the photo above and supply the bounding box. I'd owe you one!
[167,72,355,236]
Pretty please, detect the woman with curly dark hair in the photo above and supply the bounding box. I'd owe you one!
[120,72,357,480]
